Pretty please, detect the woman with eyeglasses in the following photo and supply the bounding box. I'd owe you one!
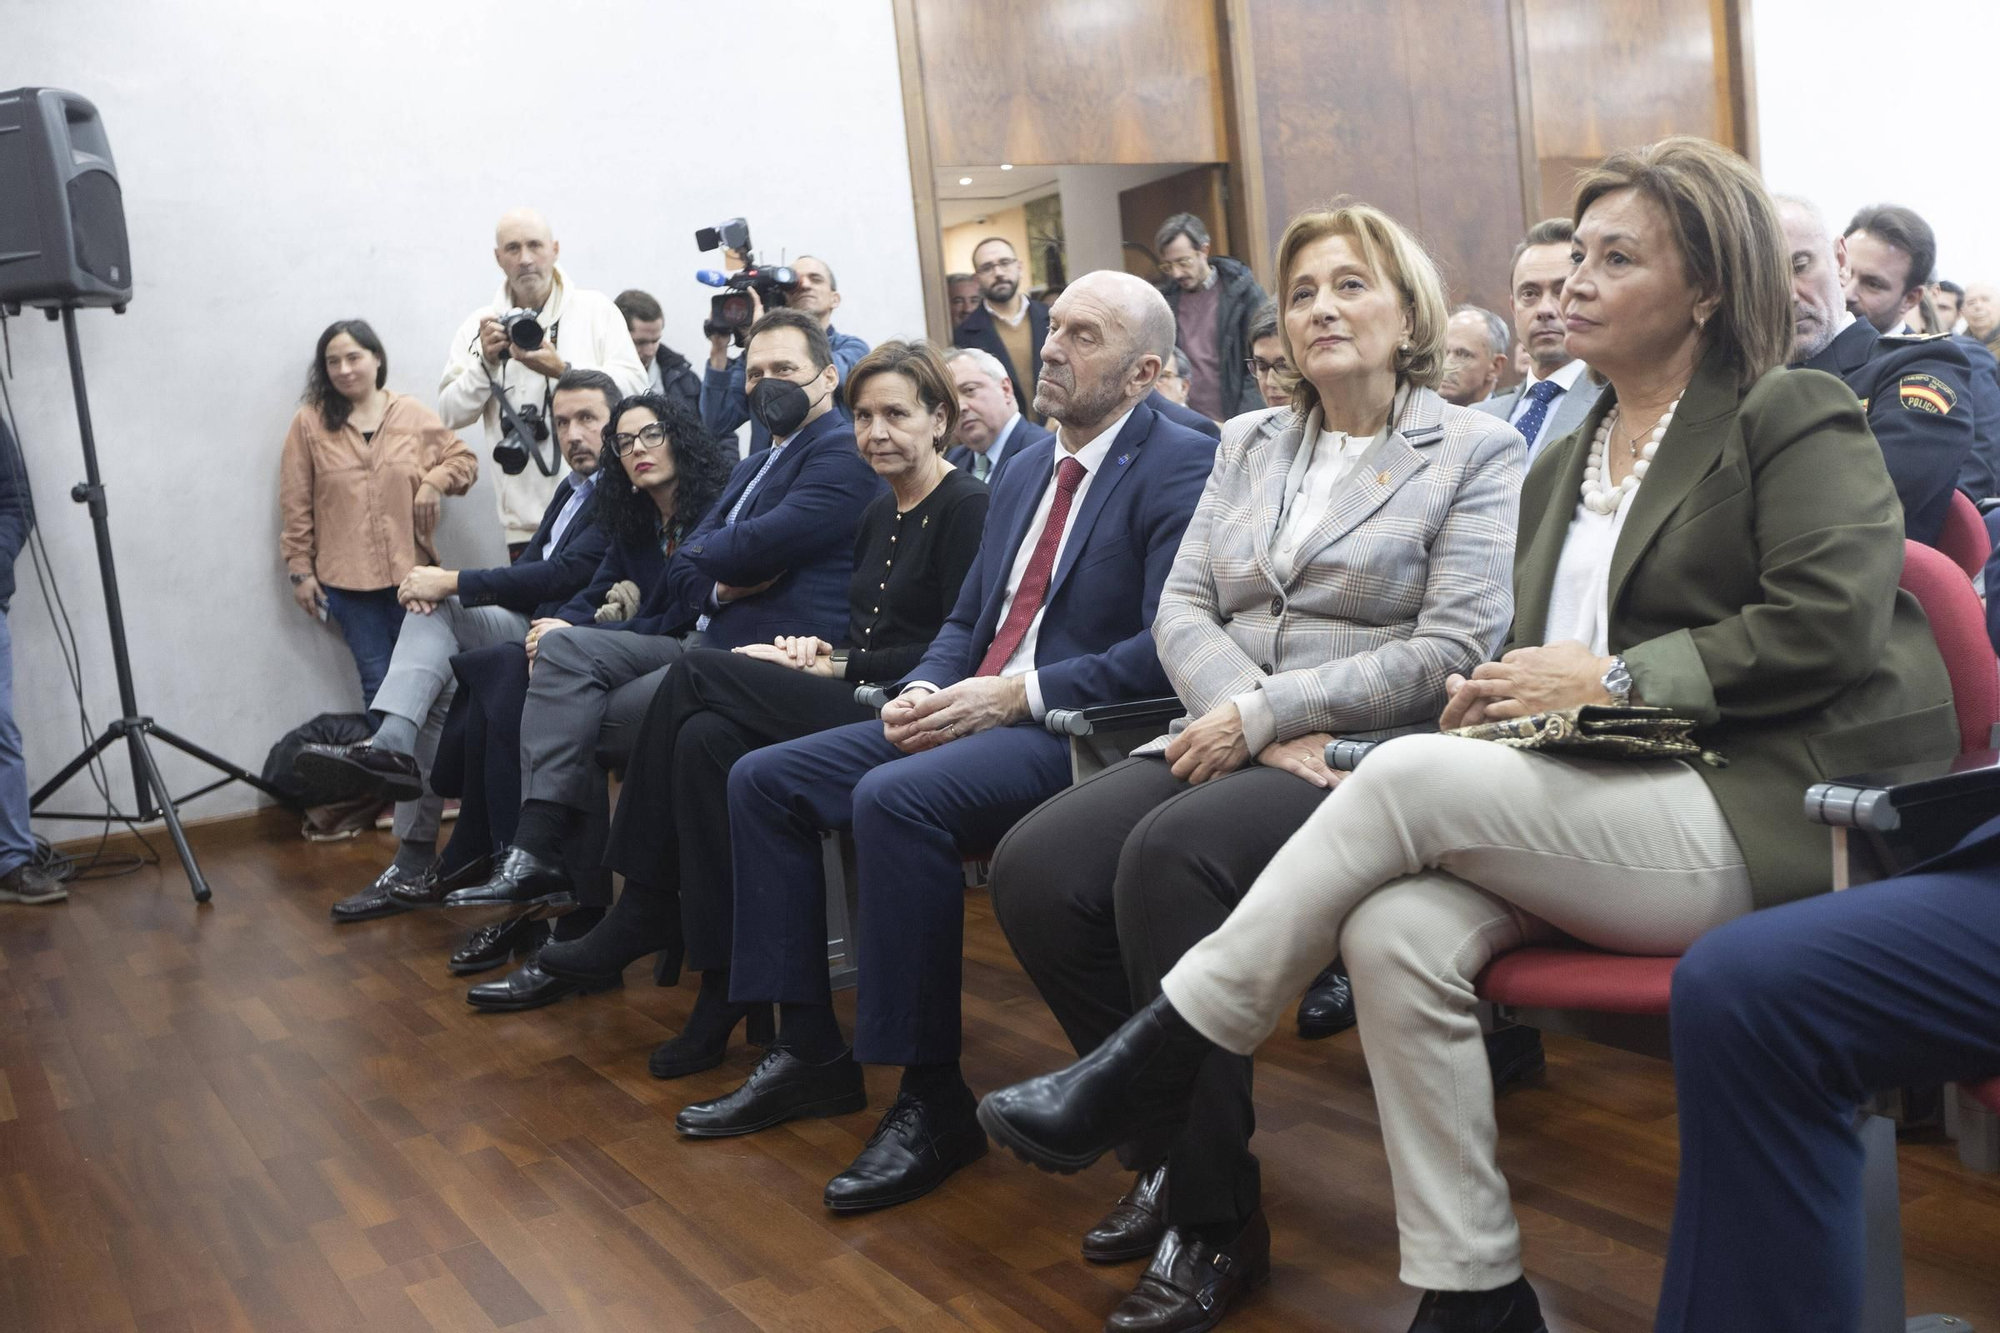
[535,340,991,1077]
[1245,301,1292,411]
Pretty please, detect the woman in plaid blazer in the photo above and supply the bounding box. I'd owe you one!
[987,201,1523,1330]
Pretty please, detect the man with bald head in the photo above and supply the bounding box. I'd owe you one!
[1777,195,1987,525]
[440,209,647,552]
[687,270,1216,1215]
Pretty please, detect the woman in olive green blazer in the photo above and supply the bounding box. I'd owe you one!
[973,139,1958,1331]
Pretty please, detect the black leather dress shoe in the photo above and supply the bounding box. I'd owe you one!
[391,854,494,910]
[1485,1025,1546,1094]
[465,953,619,1012]
[676,1047,868,1138]
[1407,1276,1547,1332]
[294,742,424,804]
[443,846,576,910]
[1106,1210,1270,1333]
[978,994,1213,1175]
[823,1092,988,1213]
[1296,962,1356,1039]
[449,912,547,976]
[1083,1163,1169,1264]
[329,864,428,923]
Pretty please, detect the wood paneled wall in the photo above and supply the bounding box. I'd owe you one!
[1226,0,1532,323]
[911,0,1227,166]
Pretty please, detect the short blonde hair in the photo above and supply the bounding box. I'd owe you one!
[1271,201,1449,416]
[1571,137,1791,390]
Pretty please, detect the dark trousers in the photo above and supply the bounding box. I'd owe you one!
[602,648,873,973]
[323,586,403,707]
[728,717,1072,1066]
[1657,846,2000,1333]
[990,756,1332,1229]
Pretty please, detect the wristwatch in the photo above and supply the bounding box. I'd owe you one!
[1601,655,1633,706]
[829,649,851,678]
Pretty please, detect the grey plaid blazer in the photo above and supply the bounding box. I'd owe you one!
[1151,387,1523,746]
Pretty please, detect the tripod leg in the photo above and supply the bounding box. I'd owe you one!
[127,730,212,904]
[148,725,287,801]
[30,724,124,811]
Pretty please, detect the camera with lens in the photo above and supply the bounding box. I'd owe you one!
[490,400,550,476]
[496,307,546,353]
[694,217,799,339]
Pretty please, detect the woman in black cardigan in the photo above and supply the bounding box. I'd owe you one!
[538,340,989,1075]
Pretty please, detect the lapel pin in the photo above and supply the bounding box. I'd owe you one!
[1117,453,1130,466]
[1376,470,1390,485]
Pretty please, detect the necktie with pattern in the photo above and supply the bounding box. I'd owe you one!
[976,456,1087,676]
[1513,377,1565,459]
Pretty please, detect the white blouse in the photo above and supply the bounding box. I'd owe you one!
[1542,484,1639,655]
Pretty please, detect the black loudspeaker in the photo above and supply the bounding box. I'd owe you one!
[0,87,131,310]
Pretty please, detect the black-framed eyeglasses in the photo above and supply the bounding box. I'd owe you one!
[975,256,1021,277]
[611,421,672,457]
[1246,357,1289,377]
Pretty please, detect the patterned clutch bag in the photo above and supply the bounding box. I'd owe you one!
[1447,704,1727,767]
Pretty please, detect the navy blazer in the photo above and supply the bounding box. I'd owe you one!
[1951,334,2000,503]
[903,399,1215,710]
[1147,389,1223,441]
[457,473,612,618]
[620,408,885,648]
[954,300,1050,417]
[945,416,1055,485]
[552,529,670,625]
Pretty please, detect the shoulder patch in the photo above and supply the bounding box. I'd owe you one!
[1898,373,1957,415]
[1881,330,1953,344]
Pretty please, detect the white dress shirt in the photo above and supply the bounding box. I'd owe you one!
[545,469,598,553]
[1544,487,1637,655]
[1508,357,1589,458]
[909,404,1134,719]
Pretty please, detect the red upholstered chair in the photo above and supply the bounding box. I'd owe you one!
[1938,489,1991,581]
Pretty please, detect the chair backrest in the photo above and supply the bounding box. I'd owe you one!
[1939,490,1991,580]
[1900,539,2000,753]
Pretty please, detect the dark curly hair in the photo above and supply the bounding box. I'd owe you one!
[593,393,733,553]
[304,319,388,431]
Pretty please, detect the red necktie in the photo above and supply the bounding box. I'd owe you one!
[978,456,1087,676]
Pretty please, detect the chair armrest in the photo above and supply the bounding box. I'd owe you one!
[855,685,890,714]
[1979,497,2000,514]
[1325,739,1380,771]
[1043,696,1184,738]
[1805,749,2000,831]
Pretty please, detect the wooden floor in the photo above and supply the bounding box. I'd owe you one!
[4,813,2000,1333]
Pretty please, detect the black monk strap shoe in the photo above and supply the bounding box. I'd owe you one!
[1084,1162,1169,1264]
[822,1092,988,1213]
[1105,1210,1271,1333]
[1295,962,1357,1039]
[294,741,424,804]
[442,846,576,910]
[675,1046,867,1138]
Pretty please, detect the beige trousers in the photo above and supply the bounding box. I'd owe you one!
[1159,732,1754,1290]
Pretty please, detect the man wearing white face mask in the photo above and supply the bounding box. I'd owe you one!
[439,309,886,961]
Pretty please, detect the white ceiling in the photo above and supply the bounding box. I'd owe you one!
[935,164,1061,201]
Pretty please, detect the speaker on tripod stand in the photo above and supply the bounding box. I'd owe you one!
[1,86,280,903]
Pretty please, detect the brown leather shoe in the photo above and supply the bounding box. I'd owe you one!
[1105,1210,1270,1333]
[1083,1163,1168,1264]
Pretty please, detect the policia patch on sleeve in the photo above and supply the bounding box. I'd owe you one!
[1898,373,1957,415]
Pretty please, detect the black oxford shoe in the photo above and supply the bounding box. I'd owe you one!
[676,1047,868,1138]
[1105,1211,1270,1333]
[329,864,427,923]
[1083,1163,1169,1264]
[443,846,576,910]
[293,742,424,804]
[448,912,547,976]
[823,1092,988,1213]
[1296,962,1356,1039]
[978,994,1214,1175]
[1407,1276,1547,1332]
[465,953,618,1012]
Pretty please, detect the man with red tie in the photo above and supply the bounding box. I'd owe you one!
[676,271,1216,1213]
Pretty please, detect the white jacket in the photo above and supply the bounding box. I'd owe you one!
[438,266,647,543]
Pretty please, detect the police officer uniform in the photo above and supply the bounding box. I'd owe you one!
[1799,318,1976,546]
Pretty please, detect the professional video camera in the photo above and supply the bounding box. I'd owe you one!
[695,217,797,338]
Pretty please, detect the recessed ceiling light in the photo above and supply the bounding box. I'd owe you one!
[958,176,973,186]
[1000,163,1014,171]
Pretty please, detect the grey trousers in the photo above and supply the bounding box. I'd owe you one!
[1160,732,1754,1291]
[368,600,529,845]
[519,628,692,809]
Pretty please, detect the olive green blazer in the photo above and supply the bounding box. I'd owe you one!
[1508,351,1958,907]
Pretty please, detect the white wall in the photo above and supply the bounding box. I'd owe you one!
[2,0,924,837]
[1056,164,1205,275]
[1755,0,2000,284]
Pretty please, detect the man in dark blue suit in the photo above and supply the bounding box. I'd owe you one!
[675,271,1216,1214]
[304,369,623,922]
[441,309,883,939]
[1657,814,2000,1332]
[942,346,1053,483]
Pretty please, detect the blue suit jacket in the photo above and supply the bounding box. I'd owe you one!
[456,474,612,618]
[1147,389,1223,441]
[904,399,1215,710]
[954,301,1050,418]
[945,416,1055,485]
[620,408,885,648]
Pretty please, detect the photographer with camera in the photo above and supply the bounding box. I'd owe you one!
[701,241,868,455]
[439,209,647,555]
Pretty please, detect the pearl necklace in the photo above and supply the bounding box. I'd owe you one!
[1580,396,1681,516]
